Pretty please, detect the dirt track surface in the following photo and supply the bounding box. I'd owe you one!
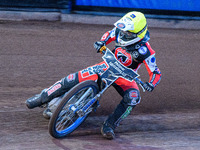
[0,20,200,150]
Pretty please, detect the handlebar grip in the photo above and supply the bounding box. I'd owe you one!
[99,46,107,54]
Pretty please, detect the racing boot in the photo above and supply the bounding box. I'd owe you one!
[26,73,79,109]
[101,93,138,139]
[25,89,48,109]
[101,121,115,140]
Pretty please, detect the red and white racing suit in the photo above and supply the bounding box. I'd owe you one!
[44,27,161,129]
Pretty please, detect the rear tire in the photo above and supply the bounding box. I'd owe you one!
[48,80,99,138]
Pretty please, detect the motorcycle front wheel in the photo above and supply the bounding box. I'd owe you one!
[48,80,99,138]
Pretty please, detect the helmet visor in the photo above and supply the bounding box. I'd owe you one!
[119,30,137,40]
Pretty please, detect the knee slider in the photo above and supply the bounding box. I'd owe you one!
[123,89,140,106]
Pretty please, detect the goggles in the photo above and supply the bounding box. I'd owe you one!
[120,30,137,39]
[119,24,147,39]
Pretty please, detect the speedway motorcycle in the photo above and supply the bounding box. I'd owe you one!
[48,46,145,138]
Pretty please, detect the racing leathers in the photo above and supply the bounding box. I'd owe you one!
[95,27,162,130]
[26,27,161,134]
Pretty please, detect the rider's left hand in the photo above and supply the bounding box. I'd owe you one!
[143,82,154,92]
[94,41,105,53]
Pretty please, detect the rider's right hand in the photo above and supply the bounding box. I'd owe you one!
[143,82,154,92]
[94,41,105,53]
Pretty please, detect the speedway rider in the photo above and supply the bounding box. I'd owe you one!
[26,11,161,140]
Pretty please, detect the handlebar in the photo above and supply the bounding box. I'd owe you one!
[134,78,145,92]
[134,78,144,85]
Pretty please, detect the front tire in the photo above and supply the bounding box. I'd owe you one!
[48,80,99,138]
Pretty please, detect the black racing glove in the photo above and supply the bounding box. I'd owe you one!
[143,82,154,92]
[94,41,105,53]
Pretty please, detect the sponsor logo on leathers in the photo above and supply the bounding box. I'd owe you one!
[115,48,132,66]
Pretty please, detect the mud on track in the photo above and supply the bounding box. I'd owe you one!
[0,21,200,150]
